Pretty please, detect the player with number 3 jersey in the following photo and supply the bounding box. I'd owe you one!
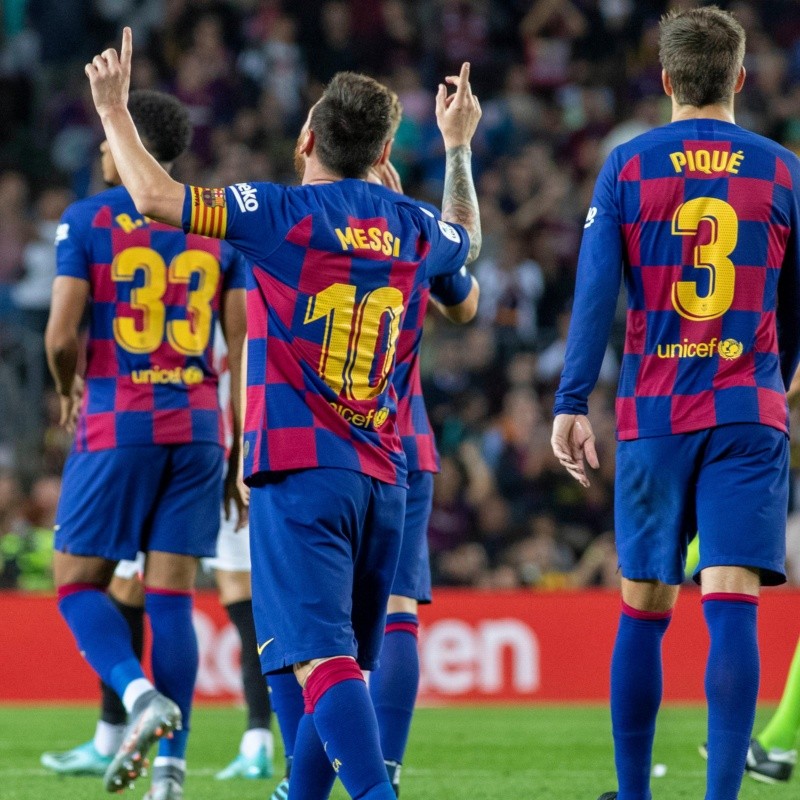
[551,8,800,800]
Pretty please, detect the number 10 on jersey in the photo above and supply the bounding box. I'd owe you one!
[305,283,405,401]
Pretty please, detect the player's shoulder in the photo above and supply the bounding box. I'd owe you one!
[63,185,131,222]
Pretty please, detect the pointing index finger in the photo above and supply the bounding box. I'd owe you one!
[120,26,133,68]
[454,62,471,100]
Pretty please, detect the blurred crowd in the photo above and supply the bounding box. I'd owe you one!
[3,0,800,590]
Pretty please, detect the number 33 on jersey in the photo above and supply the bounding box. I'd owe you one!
[555,119,800,441]
[56,185,247,452]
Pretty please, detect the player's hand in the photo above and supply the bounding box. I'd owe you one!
[436,62,482,149]
[85,26,132,114]
[224,455,249,530]
[367,161,404,193]
[550,413,599,488]
[58,375,84,434]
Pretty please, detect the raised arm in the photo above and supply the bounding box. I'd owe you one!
[436,63,483,265]
[85,28,184,226]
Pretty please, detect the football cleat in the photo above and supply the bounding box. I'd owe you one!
[270,777,290,800]
[746,739,796,784]
[103,692,181,793]
[40,740,113,776]
[143,777,184,800]
[596,794,618,800]
[215,744,273,780]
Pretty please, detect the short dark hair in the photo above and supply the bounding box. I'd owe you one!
[310,72,393,178]
[659,6,745,108]
[128,90,192,163]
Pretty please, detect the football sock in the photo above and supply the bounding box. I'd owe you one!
[225,599,272,730]
[240,727,273,758]
[610,602,672,800]
[57,584,148,701]
[93,720,126,757]
[703,593,759,800]
[369,612,420,782]
[757,636,800,751]
[303,657,396,800]
[100,597,145,725]
[287,713,336,800]
[151,757,186,787]
[268,671,305,769]
[145,590,198,760]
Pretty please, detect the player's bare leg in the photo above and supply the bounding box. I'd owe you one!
[700,566,761,800]
[369,594,420,796]
[214,568,274,780]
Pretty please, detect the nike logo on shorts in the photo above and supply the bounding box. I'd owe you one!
[257,638,274,655]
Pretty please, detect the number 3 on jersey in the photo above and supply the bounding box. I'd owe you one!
[670,197,738,321]
[305,283,404,400]
[112,246,219,355]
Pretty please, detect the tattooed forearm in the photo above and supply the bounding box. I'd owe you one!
[443,145,482,264]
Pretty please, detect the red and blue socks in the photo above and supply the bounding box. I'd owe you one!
[145,589,198,764]
[57,583,149,703]
[297,657,396,800]
[703,593,759,800]
[369,612,420,792]
[610,602,672,800]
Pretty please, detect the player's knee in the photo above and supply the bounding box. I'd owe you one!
[215,568,251,605]
[108,574,145,607]
[621,578,679,613]
[387,594,417,614]
[144,551,198,592]
[700,565,761,597]
[293,655,356,689]
[53,552,116,588]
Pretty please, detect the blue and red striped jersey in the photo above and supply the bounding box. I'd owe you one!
[182,179,469,486]
[395,266,473,474]
[555,118,800,439]
[56,185,246,452]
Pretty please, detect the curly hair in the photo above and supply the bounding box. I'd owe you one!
[128,90,192,163]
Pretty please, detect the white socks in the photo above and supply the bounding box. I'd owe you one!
[93,720,125,756]
[240,728,273,759]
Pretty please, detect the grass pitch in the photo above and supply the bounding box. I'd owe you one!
[0,704,796,799]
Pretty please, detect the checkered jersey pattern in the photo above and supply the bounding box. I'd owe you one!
[56,186,246,452]
[555,119,800,440]
[183,180,469,486]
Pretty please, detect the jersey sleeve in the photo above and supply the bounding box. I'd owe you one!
[777,155,800,389]
[429,265,474,306]
[182,181,289,263]
[220,242,248,291]
[554,153,623,416]
[405,203,470,278]
[54,203,92,281]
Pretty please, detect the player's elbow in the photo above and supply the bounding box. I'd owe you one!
[44,324,77,362]
[132,187,163,220]
[445,280,480,324]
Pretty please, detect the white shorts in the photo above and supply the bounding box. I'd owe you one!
[202,511,251,573]
[113,552,145,580]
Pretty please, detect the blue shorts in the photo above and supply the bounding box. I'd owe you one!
[615,423,788,586]
[391,470,433,603]
[55,443,224,561]
[249,468,406,674]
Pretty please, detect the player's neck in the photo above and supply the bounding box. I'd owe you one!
[671,103,736,125]
[301,161,344,186]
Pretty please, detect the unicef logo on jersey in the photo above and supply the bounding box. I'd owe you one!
[231,183,259,212]
[718,338,744,360]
